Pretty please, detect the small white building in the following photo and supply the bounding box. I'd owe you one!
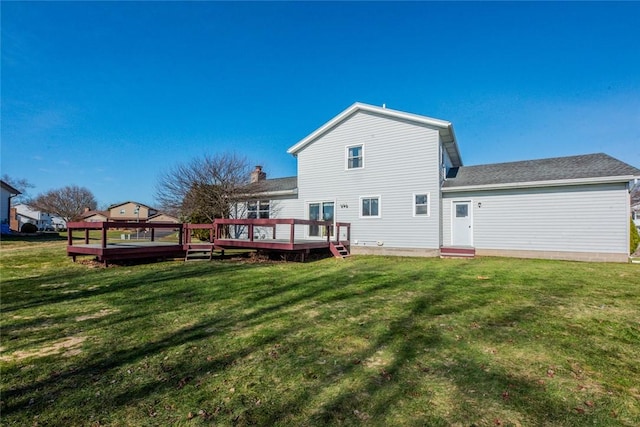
[244,103,640,262]
[13,204,66,231]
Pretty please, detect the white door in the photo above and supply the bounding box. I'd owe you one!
[452,201,472,246]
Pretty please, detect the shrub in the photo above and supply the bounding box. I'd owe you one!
[21,223,38,233]
[631,217,640,254]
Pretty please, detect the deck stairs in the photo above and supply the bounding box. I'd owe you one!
[184,244,215,261]
[330,241,350,259]
[440,246,476,258]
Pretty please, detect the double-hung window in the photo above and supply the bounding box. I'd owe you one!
[247,200,270,219]
[346,145,363,169]
[360,196,380,218]
[414,193,430,216]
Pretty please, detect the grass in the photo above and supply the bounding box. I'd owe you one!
[1,238,639,426]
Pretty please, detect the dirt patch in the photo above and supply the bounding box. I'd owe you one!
[75,308,119,322]
[0,336,86,362]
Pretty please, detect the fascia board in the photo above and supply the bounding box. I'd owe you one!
[441,175,639,193]
[238,188,298,198]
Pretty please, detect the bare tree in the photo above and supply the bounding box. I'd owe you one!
[631,181,640,206]
[1,174,34,204]
[155,152,261,223]
[27,185,97,223]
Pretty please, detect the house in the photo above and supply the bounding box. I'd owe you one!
[247,102,640,262]
[80,202,179,224]
[12,203,67,231]
[1,180,21,233]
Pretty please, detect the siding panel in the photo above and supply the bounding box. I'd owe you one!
[443,183,630,254]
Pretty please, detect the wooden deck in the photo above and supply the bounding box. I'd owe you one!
[67,219,350,264]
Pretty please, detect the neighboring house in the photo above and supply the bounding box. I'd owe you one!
[12,204,67,231]
[632,202,640,229]
[1,180,21,232]
[148,213,180,223]
[82,210,110,222]
[107,201,158,222]
[80,202,178,224]
[245,102,640,262]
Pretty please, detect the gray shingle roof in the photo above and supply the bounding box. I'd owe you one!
[251,176,298,193]
[443,153,640,188]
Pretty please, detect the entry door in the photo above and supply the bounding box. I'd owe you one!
[308,202,334,237]
[452,201,472,246]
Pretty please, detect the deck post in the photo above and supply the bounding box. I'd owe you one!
[179,225,184,246]
[272,225,276,239]
[290,222,295,245]
[101,224,107,249]
[68,228,73,246]
[84,228,89,244]
[249,223,254,242]
[326,225,330,244]
[151,228,155,242]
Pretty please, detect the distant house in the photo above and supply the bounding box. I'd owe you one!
[80,202,178,224]
[1,180,21,233]
[12,204,67,231]
[148,212,180,223]
[242,102,640,262]
[81,209,110,222]
[632,202,640,229]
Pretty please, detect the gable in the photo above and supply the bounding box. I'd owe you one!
[287,102,462,167]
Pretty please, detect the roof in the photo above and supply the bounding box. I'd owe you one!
[287,102,462,166]
[1,180,21,195]
[107,201,154,210]
[442,153,640,191]
[82,210,109,219]
[248,176,298,196]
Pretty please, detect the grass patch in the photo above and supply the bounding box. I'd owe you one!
[1,240,639,425]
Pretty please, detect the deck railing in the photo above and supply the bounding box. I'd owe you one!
[67,219,350,249]
[213,218,346,245]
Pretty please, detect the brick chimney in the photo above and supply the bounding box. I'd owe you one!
[250,165,266,183]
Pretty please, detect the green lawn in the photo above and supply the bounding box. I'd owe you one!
[1,239,638,426]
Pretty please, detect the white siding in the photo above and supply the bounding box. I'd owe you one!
[296,110,441,249]
[442,183,630,254]
[1,187,12,224]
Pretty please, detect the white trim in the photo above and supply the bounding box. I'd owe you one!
[345,143,365,170]
[413,192,431,217]
[359,195,381,219]
[450,199,473,247]
[442,175,639,193]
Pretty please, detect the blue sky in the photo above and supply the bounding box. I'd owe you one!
[2,1,639,208]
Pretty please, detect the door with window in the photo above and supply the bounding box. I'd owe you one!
[452,201,473,246]
[308,202,334,237]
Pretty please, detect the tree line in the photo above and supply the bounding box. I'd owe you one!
[4,152,264,224]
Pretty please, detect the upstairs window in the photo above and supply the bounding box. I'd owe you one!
[119,209,126,215]
[414,193,430,216]
[346,145,363,169]
[248,200,270,219]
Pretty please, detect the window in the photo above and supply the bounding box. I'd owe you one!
[456,204,468,218]
[119,209,126,215]
[248,200,270,219]
[414,193,430,216]
[360,196,380,218]
[346,145,363,169]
